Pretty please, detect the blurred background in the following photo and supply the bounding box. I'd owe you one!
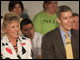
[1,1,79,21]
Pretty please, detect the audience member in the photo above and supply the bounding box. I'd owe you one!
[32,1,59,35]
[1,1,24,38]
[19,18,43,59]
[1,12,32,59]
[72,13,79,31]
[41,5,79,59]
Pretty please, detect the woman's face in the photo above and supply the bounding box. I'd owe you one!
[72,16,79,31]
[3,21,19,39]
[12,4,22,16]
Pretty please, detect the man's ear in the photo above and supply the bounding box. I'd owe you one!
[57,17,60,24]
[44,4,47,9]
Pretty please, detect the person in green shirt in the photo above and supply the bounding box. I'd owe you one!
[32,1,59,35]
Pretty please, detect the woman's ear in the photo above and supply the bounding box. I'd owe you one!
[2,28,7,33]
[57,17,60,24]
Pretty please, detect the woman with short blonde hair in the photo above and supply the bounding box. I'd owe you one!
[1,12,32,59]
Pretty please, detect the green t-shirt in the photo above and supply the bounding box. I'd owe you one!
[32,11,59,35]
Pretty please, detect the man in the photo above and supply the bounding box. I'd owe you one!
[19,19,43,59]
[41,5,79,59]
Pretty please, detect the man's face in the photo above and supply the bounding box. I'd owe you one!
[58,11,73,33]
[21,23,34,40]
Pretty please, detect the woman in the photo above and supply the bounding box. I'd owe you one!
[72,13,79,31]
[1,12,32,59]
[1,1,24,38]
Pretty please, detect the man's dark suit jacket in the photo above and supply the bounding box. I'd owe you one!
[41,27,79,59]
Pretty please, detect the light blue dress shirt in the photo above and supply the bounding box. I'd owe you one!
[59,27,72,49]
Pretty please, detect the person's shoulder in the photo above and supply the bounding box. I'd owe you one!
[37,10,44,14]
[1,35,6,42]
[34,10,44,17]
[33,32,43,40]
[18,36,32,49]
[43,27,59,37]
[71,29,79,35]
[1,35,7,46]
[33,11,44,21]
[18,36,31,42]
[1,38,4,44]
[19,35,30,40]
[34,32,43,36]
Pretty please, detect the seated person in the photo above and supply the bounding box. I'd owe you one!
[32,1,59,35]
[72,13,79,31]
[19,18,43,59]
[1,12,32,59]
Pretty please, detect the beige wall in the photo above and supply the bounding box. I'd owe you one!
[1,1,79,21]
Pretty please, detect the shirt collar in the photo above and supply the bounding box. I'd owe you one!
[59,27,72,37]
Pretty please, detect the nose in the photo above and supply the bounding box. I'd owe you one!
[75,22,79,26]
[15,27,19,31]
[75,22,78,24]
[28,29,31,34]
[28,30,31,33]
[16,7,19,10]
[69,18,73,23]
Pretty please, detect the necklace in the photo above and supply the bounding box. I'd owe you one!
[13,40,18,52]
